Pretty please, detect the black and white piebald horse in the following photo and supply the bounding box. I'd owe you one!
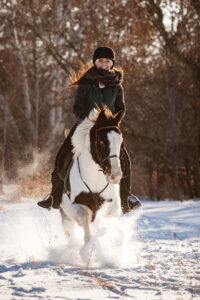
[60,108,123,242]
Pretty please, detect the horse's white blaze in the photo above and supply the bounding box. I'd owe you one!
[107,131,123,184]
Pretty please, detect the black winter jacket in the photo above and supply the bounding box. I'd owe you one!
[73,79,125,122]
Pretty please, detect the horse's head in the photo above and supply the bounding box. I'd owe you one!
[90,108,123,184]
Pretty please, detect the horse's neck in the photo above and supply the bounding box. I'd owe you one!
[78,149,107,188]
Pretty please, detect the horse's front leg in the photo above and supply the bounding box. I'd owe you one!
[76,205,92,242]
[82,217,92,242]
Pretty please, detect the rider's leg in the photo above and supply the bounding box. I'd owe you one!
[55,123,78,180]
[120,144,141,213]
[37,124,78,210]
[37,168,64,209]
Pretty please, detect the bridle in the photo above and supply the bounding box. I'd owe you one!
[94,125,120,175]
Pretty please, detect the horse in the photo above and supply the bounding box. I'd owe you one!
[60,108,123,242]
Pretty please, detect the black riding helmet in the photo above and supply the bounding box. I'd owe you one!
[93,46,115,68]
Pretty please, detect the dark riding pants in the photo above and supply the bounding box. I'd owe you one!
[120,144,132,213]
[50,123,78,208]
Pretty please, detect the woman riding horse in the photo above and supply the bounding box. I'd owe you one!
[38,46,141,213]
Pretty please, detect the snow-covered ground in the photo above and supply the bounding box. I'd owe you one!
[0,185,199,299]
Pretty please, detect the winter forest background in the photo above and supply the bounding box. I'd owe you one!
[0,0,199,201]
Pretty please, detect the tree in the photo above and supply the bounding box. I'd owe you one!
[0,0,199,199]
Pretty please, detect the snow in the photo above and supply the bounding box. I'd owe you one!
[0,186,200,299]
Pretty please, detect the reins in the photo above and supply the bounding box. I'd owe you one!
[77,157,109,195]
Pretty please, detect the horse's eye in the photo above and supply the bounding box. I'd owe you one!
[99,141,105,147]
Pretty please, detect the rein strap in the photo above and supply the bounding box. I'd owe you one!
[77,157,109,196]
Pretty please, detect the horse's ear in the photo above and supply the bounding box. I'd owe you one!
[114,110,123,126]
[96,109,106,124]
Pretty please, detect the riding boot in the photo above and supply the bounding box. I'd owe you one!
[120,143,141,213]
[37,123,78,210]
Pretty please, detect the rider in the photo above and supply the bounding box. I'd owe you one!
[37,46,141,213]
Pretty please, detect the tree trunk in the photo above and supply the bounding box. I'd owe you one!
[0,95,22,146]
[11,10,34,141]
[32,37,40,149]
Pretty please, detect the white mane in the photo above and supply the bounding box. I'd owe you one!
[71,109,99,158]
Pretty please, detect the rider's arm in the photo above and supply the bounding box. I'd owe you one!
[114,85,125,118]
[73,84,88,122]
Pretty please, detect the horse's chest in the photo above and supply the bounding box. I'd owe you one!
[73,192,112,222]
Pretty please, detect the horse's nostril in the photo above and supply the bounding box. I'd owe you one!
[111,174,115,180]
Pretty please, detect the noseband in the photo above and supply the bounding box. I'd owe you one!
[94,125,120,175]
